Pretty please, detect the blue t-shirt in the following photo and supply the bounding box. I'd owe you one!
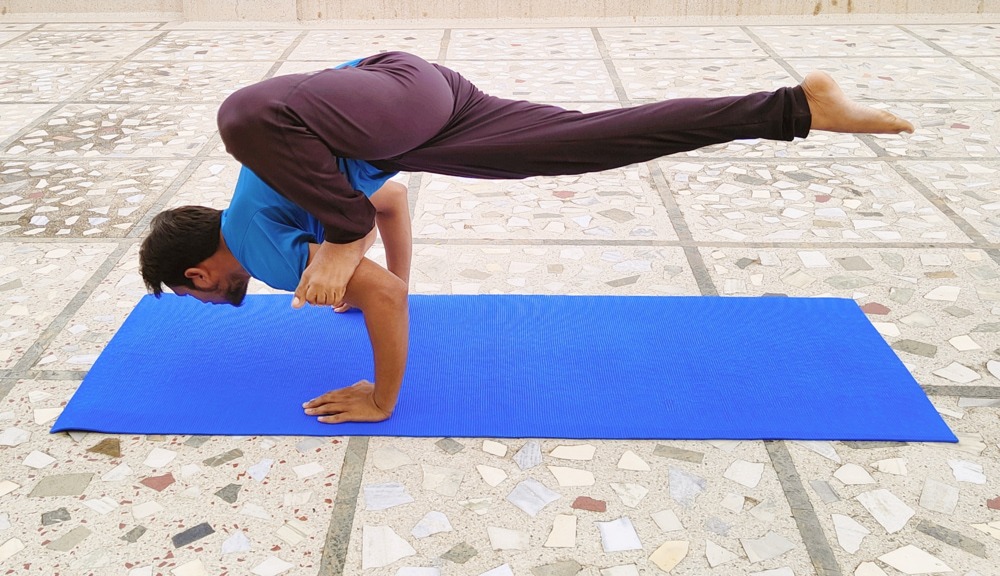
[220,58,398,291]
[221,167,325,291]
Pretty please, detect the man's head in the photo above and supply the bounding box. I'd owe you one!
[139,206,250,306]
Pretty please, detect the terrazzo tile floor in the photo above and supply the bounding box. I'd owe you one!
[0,16,998,576]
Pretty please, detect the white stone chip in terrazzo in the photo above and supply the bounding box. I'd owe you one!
[395,568,440,576]
[171,559,210,576]
[372,446,414,470]
[856,488,915,534]
[879,545,952,574]
[650,509,684,532]
[550,444,596,460]
[610,482,649,508]
[934,362,982,383]
[482,440,507,457]
[706,539,739,567]
[832,514,870,553]
[142,447,176,468]
[506,478,560,517]
[749,569,796,576]
[250,556,295,576]
[649,540,689,571]
[364,482,415,510]
[544,514,576,548]
[0,427,30,446]
[410,511,452,538]
[741,531,797,563]
[855,562,891,576]
[597,517,642,552]
[480,565,514,576]
[487,526,530,550]
[792,441,842,463]
[834,463,876,485]
[724,459,765,488]
[972,522,1000,541]
[948,460,987,484]
[362,526,417,569]
[547,465,595,487]
[617,450,651,471]
[872,458,908,476]
[920,478,959,514]
[421,464,464,496]
[221,531,252,555]
[476,464,508,487]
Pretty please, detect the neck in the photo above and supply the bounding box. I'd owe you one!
[215,230,248,278]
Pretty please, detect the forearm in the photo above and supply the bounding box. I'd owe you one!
[343,258,409,413]
[375,200,412,285]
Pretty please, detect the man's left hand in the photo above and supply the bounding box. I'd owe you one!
[302,381,392,424]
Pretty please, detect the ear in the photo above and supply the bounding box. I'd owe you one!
[183,266,212,288]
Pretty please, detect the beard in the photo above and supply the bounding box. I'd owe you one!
[224,276,249,306]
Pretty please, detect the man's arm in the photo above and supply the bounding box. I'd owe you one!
[301,249,409,423]
[292,236,370,309]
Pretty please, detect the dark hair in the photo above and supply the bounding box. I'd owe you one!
[139,206,222,297]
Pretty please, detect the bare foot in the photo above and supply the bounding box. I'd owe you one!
[802,71,914,134]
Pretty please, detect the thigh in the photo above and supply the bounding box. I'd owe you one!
[287,52,457,160]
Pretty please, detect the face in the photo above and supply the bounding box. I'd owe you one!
[172,272,250,306]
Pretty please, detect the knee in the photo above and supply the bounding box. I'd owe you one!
[371,181,408,215]
[217,84,275,160]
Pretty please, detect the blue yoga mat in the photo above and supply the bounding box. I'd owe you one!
[52,294,955,441]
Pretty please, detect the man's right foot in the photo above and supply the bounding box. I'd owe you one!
[801,71,914,134]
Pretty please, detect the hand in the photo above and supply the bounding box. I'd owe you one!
[302,381,392,424]
[293,242,357,309]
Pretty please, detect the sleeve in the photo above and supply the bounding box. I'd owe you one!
[236,213,316,292]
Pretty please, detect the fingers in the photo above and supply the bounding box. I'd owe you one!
[291,279,346,308]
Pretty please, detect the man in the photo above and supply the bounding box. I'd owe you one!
[140,51,913,425]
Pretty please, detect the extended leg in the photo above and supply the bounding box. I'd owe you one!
[377,64,911,180]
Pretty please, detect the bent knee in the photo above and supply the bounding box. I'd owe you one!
[370,180,408,214]
[217,83,280,159]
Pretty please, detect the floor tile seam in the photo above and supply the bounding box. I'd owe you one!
[408,237,994,250]
[0,27,36,49]
[739,26,805,83]
[590,27,633,107]
[25,369,88,381]
[1,242,131,393]
[765,440,844,576]
[897,24,1000,88]
[0,31,171,151]
[124,153,221,239]
[922,385,1000,398]
[647,158,722,295]
[0,235,992,251]
[10,22,1000,32]
[263,30,310,79]
[0,236,141,244]
[595,24,719,295]
[885,162,995,250]
[437,28,452,63]
[318,435,369,576]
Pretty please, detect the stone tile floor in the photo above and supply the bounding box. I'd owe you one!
[0,16,998,576]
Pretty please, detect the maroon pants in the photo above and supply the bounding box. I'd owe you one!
[218,51,811,243]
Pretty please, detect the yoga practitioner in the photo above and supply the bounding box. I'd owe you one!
[139,51,913,424]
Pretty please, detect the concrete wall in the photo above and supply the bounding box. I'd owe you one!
[0,0,996,20]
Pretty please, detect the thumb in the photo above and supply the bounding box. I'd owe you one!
[292,281,307,309]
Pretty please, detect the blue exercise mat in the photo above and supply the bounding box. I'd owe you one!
[52,294,956,441]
